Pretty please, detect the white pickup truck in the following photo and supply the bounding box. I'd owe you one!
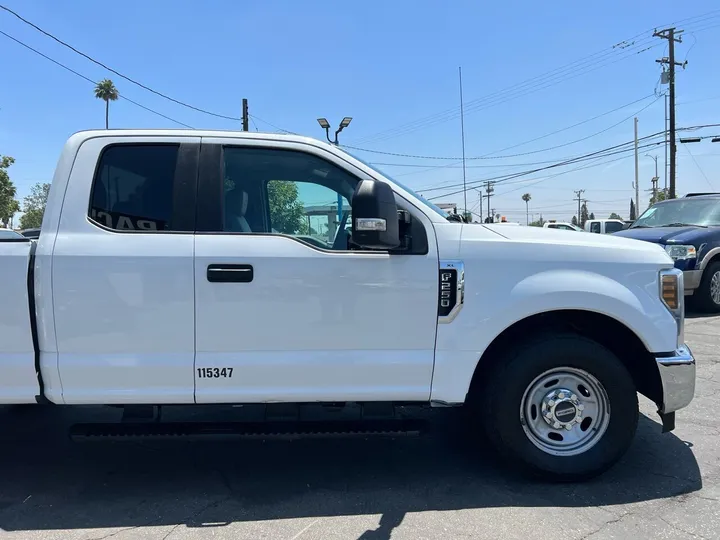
[0,130,695,481]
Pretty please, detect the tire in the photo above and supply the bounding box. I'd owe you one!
[474,333,638,482]
[694,261,720,313]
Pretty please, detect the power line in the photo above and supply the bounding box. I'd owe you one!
[365,93,663,178]
[352,43,661,145]
[425,139,667,200]
[344,96,663,162]
[0,29,194,128]
[349,11,720,146]
[0,3,240,122]
[682,144,715,189]
[249,114,296,134]
[419,134,668,193]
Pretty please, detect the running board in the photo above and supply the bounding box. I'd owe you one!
[69,419,426,442]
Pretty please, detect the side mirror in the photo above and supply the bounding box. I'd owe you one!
[351,179,400,250]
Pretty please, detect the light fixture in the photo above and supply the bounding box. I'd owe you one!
[317,118,330,129]
[712,137,720,143]
[679,137,702,143]
[339,117,353,128]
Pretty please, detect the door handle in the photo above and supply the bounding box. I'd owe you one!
[207,264,254,283]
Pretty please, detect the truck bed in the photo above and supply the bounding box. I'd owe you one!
[0,238,40,403]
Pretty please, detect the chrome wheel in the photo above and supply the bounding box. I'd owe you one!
[520,367,611,457]
[711,271,720,305]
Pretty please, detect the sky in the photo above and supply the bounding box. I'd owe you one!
[1,0,719,224]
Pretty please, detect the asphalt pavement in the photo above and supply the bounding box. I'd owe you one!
[0,314,718,539]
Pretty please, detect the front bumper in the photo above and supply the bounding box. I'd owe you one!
[656,344,696,414]
[682,269,702,294]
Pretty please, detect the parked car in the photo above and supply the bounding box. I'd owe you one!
[543,221,583,231]
[584,219,625,234]
[613,193,720,311]
[0,129,695,481]
[0,229,28,241]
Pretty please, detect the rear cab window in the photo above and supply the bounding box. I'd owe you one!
[89,144,180,231]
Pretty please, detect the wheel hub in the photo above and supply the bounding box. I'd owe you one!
[540,388,584,430]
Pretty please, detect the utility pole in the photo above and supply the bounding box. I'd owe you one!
[574,189,585,225]
[458,67,468,219]
[476,189,483,223]
[634,117,639,213]
[485,181,495,222]
[664,93,669,194]
[655,27,685,199]
[242,98,249,131]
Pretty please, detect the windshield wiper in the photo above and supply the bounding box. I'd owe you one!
[660,222,708,228]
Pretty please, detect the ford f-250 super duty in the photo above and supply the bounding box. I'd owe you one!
[0,130,696,481]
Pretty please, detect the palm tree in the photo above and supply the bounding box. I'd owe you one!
[521,193,531,225]
[94,79,119,129]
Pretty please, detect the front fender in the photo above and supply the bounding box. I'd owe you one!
[430,268,678,404]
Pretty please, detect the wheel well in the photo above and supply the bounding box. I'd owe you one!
[703,253,720,272]
[469,310,663,406]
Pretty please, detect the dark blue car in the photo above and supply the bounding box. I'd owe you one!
[614,193,720,312]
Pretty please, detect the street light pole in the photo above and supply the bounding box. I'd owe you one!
[317,117,353,226]
[316,117,353,146]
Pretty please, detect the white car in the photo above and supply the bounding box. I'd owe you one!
[0,129,695,481]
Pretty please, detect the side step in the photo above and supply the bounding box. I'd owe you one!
[69,419,426,442]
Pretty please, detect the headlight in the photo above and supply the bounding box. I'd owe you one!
[665,244,696,260]
[659,268,685,346]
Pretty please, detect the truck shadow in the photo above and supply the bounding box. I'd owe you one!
[0,406,701,538]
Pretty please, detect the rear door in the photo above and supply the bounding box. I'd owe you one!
[192,138,440,403]
[51,136,200,404]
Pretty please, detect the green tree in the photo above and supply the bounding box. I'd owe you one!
[521,193,531,226]
[629,199,637,221]
[267,180,307,234]
[94,79,119,129]
[0,156,20,227]
[580,202,589,228]
[608,212,623,220]
[571,215,578,226]
[19,182,51,229]
[589,212,595,220]
[649,190,667,207]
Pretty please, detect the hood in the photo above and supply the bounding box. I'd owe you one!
[474,223,672,265]
[613,225,716,246]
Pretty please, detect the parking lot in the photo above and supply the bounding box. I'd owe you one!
[0,314,716,540]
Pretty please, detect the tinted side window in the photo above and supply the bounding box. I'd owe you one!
[605,221,623,233]
[590,222,601,233]
[90,145,179,231]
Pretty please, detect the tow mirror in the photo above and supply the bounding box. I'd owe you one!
[351,179,400,249]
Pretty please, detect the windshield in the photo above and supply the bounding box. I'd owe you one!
[343,150,450,219]
[631,198,720,228]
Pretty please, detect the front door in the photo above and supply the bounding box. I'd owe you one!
[193,139,439,403]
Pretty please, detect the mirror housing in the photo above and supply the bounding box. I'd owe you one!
[351,179,401,250]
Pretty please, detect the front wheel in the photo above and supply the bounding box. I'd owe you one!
[476,333,638,481]
[695,261,720,313]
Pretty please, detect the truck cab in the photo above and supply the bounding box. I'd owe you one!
[0,130,696,481]
[584,219,625,234]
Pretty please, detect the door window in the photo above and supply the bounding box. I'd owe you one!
[604,221,624,233]
[89,144,179,231]
[221,147,357,250]
[590,222,601,233]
